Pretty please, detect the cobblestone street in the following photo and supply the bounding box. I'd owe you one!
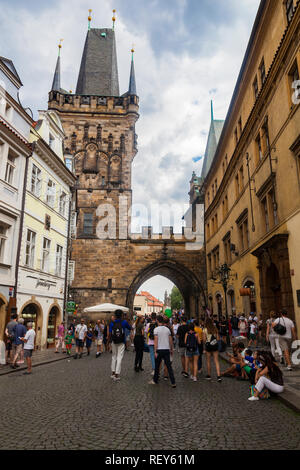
[1,348,300,451]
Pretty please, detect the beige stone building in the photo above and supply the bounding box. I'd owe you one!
[202,0,300,332]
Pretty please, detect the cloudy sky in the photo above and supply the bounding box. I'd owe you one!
[0,0,260,300]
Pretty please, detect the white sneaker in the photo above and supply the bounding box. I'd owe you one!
[110,374,115,379]
[248,396,259,401]
[287,366,292,371]
[151,370,155,376]
[190,375,194,380]
[113,376,120,382]
[193,377,197,382]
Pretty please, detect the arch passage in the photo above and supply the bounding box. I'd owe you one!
[126,259,206,318]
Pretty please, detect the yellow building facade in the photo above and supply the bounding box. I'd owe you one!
[203,0,300,332]
[17,110,76,350]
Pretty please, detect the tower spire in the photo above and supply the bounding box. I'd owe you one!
[51,40,63,92]
[128,46,137,96]
[211,100,214,121]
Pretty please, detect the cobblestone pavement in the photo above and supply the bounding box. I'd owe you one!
[1,347,300,451]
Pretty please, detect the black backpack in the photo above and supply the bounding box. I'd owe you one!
[148,322,157,340]
[111,321,125,344]
[186,332,198,353]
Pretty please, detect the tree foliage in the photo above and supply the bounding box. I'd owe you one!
[170,286,183,311]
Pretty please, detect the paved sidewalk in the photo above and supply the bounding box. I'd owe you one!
[219,347,300,413]
[0,346,76,376]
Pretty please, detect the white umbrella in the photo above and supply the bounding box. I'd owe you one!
[83,303,129,314]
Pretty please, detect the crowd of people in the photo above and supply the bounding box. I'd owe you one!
[3,307,297,402]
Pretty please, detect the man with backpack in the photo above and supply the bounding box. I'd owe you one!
[109,310,132,381]
[272,310,296,371]
[184,323,201,382]
[177,316,190,377]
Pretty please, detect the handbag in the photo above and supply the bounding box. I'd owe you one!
[274,318,286,336]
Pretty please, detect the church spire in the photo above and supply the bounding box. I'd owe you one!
[51,40,63,92]
[211,100,214,121]
[128,47,137,96]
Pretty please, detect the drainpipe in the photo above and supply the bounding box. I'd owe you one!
[63,188,74,331]
[14,145,33,309]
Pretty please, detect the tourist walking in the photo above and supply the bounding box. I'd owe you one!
[109,310,132,381]
[94,320,104,357]
[238,316,248,339]
[203,318,222,382]
[86,326,93,356]
[266,311,283,362]
[11,318,26,369]
[5,313,18,365]
[55,322,66,353]
[272,310,297,371]
[134,316,145,372]
[74,318,87,359]
[177,316,189,377]
[230,313,239,341]
[194,320,203,375]
[20,322,36,375]
[184,323,201,382]
[64,329,73,356]
[145,313,157,376]
[149,315,176,388]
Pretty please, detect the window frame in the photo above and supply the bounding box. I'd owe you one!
[25,229,36,267]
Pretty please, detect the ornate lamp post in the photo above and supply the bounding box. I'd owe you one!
[212,264,234,320]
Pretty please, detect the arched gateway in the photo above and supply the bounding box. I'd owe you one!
[48,21,206,319]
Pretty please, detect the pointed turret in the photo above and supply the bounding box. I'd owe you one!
[128,48,137,96]
[201,102,225,179]
[76,28,120,96]
[51,41,63,92]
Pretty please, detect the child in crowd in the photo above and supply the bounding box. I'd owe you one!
[86,326,93,356]
[64,330,73,356]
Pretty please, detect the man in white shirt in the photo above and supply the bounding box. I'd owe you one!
[21,322,36,375]
[149,315,176,388]
[74,318,87,359]
[273,310,296,371]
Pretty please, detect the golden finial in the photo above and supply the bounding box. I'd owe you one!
[58,39,63,56]
[112,9,116,29]
[69,90,73,94]
[88,9,92,30]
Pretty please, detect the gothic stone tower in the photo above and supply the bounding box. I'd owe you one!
[48,27,140,312]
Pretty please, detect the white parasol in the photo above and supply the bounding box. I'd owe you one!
[83,303,129,314]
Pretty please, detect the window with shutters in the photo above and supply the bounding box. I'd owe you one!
[55,245,63,276]
[31,164,42,197]
[46,180,56,207]
[25,230,36,267]
[42,238,51,272]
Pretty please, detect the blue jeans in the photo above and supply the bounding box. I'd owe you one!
[149,345,155,370]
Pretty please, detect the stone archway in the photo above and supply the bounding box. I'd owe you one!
[20,300,43,350]
[46,304,62,348]
[126,259,206,319]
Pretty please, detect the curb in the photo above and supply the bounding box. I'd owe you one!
[219,351,300,413]
[0,353,80,377]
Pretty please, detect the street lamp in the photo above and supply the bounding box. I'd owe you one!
[212,263,234,320]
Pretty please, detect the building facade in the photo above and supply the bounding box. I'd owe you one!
[202,0,300,332]
[134,292,164,316]
[17,110,76,349]
[0,57,32,342]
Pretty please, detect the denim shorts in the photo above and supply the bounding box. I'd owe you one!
[185,349,199,357]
